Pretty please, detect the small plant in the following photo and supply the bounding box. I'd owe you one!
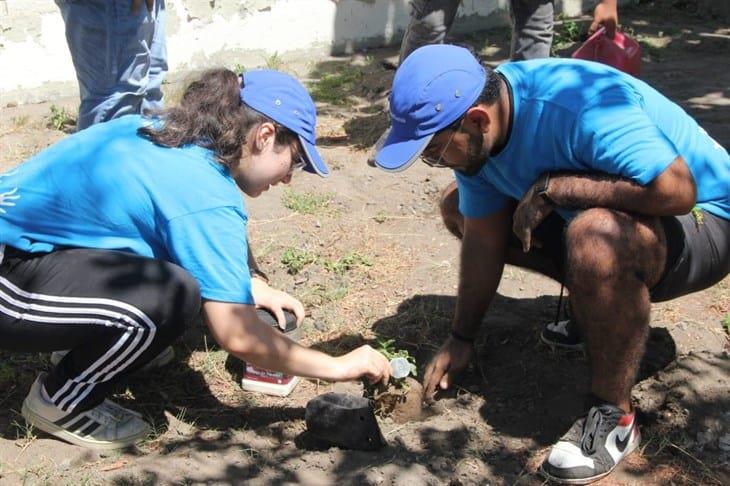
[723,314,730,335]
[264,51,284,70]
[691,206,704,226]
[308,65,363,105]
[324,251,372,275]
[11,115,29,129]
[373,211,388,224]
[232,62,246,75]
[375,338,416,377]
[281,247,317,275]
[551,14,582,55]
[47,104,73,131]
[282,189,331,214]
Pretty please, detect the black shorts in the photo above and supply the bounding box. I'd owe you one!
[519,209,730,303]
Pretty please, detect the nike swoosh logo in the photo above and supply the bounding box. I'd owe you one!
[615,428,632,452]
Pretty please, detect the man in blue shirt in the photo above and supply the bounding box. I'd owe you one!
[374,45,729,484]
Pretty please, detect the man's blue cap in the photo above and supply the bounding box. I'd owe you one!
[241,70,329,177]
[374,45,487,172]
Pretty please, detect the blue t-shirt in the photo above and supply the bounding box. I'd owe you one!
[0,115,254,304]
[456,58,730,221]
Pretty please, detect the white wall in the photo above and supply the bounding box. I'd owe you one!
[0,0,598,105]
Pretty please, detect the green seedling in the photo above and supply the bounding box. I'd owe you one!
[373,211,388,224]
[282,189,331,215]
[324,251,372,275]
[281,247,317,275]
[48,105,73,131]
[722,314,730,335]
[376,338,416,378]
[264,51,284,70]
[691,206,704,226]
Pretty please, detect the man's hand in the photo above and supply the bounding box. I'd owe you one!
[513,176,554,253]
[423,337,474,400]
[589,0,619,38]
[251,278,306,329]
[334,345,391,384]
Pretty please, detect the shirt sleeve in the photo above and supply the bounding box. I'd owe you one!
[573,85,679,185]
[455,170,510,218]
[163,206,254,304]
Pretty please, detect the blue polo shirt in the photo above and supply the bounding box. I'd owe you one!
[0,115,254,304]
[456,58,730,221]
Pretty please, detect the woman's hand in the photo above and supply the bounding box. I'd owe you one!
[334,345,391,385]
[251,277,305,329]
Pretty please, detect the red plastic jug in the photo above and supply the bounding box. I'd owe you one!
[571,27,641,77]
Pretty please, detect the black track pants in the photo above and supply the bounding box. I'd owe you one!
[0,245,201,413]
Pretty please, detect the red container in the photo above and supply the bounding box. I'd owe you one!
[571,27,641,77]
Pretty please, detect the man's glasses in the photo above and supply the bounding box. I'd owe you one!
[420,117,464,168]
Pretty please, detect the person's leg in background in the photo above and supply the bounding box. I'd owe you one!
[55,0,168,130]
[510,0,554,60]
[399,0,460,63]
[0,247,200,449]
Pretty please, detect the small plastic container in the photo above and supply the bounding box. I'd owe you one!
[241,308,301,396]
[571,27,641,77]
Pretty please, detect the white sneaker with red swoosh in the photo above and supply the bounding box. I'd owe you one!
[540,404,640,484]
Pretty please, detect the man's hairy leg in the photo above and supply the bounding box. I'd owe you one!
[565,208,667,412]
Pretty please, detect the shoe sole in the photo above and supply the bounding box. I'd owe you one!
[540,333,586,352]
[21,400,151,450]
[539,434,640,485]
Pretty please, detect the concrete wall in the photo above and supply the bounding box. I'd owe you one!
[0,0,600,106]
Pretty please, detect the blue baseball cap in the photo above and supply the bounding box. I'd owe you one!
[241,70,329,177]
[374,45,487,172]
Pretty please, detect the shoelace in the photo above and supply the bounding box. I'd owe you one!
[580,407,604,455]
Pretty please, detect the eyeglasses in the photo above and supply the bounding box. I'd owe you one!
[420,117,464,168]
[288,152,307,175]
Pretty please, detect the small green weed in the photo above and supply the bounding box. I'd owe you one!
[551,14,582,55]
[302,283,348,306]
[691,206,704,226]
[375,338,416,377]
[309,65,363,105]
[47,104,73,131]
[232,62,246,75]
[11,115,29,129]
[324,251,372,275]
[722,314,730,335]
[282,189,331,214]
[373,211,388,224]
[281,247,317,275]
[264,51,284,70]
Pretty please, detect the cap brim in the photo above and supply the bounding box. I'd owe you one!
[299,136,329,178]
[373,129,434,173]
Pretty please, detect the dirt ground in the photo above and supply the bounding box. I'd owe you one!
[0,2,728,485]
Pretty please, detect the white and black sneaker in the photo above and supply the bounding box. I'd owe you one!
[540,290,584,351]
[51,345,175,372]
[21,373,151,450]
[540,404,640,484]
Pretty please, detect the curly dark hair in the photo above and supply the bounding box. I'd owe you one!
[138,68,300,169]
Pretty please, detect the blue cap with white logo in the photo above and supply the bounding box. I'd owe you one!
[241,70,329,177]
[374,45,487,172]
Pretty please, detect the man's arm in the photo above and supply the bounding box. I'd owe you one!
[423,204,512,398]
[203,301,391,383]
[590,0,619,38]
[546,156,697,216]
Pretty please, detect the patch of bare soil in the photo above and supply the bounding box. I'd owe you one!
[1,2,728,485]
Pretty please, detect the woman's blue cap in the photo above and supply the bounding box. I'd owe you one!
[374,45,487,172]
[241,70,329,177]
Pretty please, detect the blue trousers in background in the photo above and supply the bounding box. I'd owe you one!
[55,0,168,130]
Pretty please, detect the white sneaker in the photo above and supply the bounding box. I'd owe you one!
[50,345,175,371]
[21,373,151,450]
